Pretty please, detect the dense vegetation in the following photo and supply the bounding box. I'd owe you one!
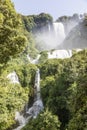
[0,0,37,129]
[0,0,27,64]
[39,50,87,130]
[0,0,87,130]
[0,0,53,129]
[23,109,61,130]
[0,58,38,130]
[23,50,87,130]
[21,13,53,52]
[21,13,53,33]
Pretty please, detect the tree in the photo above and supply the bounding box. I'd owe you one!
[23,109,60,130]
[68,74,87,130]
[0,0,27,64]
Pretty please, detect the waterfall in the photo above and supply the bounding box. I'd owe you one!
[48,24,51,32]
[7,71,19,84]
[53,22,65,37]
[34,69,40,100]
[53,22,65,46]
[26,69,43,119]
[27,54,41,64]
[35,22,66,50]
[14,69,43,130]
[48,50,72,59]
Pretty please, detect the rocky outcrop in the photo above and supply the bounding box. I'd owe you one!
[59,19,87,49]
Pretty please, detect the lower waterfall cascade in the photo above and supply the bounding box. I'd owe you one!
[13,69,43,130]
[48,50,72,59]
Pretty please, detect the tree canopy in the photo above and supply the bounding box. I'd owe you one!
[0,0,27,64]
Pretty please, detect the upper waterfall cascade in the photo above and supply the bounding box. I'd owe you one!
[53,22,65,42]
[52,22,66,48]
[14,69,43,130]
[35,22,66,50]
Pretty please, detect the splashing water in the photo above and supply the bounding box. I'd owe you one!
[7,71,19,84]
[27,54,41,64]
[48,50,72,59]
[35,22,66,50]
[53,22,65,44]
[13,69,43,130]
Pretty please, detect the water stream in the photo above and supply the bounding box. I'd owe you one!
[13,69,43,130]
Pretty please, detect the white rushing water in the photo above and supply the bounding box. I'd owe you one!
[53,22,65,42]
[26,69,43,118]
[14,69,43,130]
[27,54,41,64]
[48,50,72,59]
[7,71,19,84]
[35,22,66,50]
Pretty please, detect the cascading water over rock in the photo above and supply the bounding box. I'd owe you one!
[27,54,41,64]
[7,71,19,84]
[26,69,43,118]
[35,22,66,50]
[48,50,72,59]
[53,22,65,45]
[14,69,43,130]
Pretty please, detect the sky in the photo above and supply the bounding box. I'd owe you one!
[11,0,87,20]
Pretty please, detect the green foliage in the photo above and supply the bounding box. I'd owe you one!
[41,76,55,105]
[0,0,27,64]
[56,13,79,23]
[67,73,87,130]
[0,2,87,129]
[39,51,48,64]
[21,15,35,32]
[22,109,60,130]
[23,32,39,58]
[21,13,53,32]
[20,13,53,57]
[5,57,37,88]
[68,107,87,130]
[33,13,53,30]
[15,64,37,88]
[84,15,87,26]
[40,50,87,130]
[40,59,64,78]
[0,76,29,130]
[0,56,37,130]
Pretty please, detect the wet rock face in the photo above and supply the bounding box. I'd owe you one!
[60,20,87,49]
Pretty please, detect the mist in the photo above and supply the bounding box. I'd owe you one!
[35,22,65,51]
[34,14,85,51]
